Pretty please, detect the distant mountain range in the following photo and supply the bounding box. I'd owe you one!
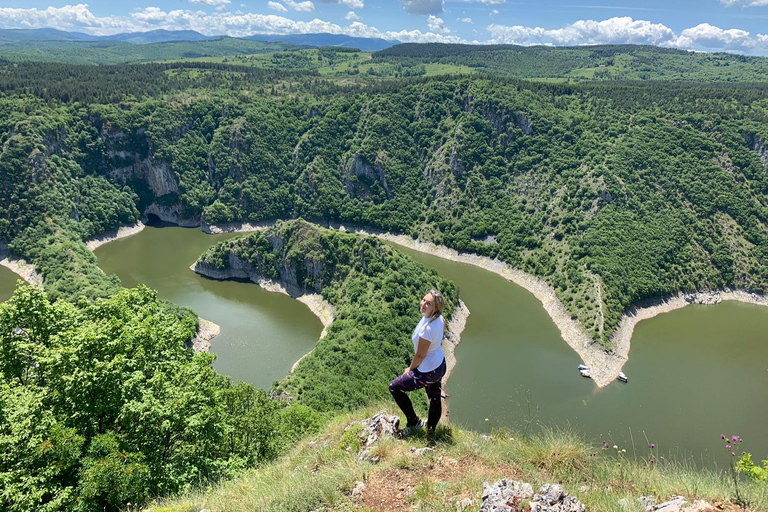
[0,28,394,51]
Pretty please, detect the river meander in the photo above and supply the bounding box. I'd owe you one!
[94,225,768,465]
[94,224,322,390]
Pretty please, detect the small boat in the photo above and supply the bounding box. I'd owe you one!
[617,372,628,383]
[580,369,592,378]
[577,364,589,371]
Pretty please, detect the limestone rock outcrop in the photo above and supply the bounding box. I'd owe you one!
[480,479,585,512]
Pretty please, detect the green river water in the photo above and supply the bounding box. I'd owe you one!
[94,225,322,390]
[91,225,768,465]
[0,264,18,302]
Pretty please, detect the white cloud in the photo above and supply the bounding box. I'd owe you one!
[427,15,450,33]
[485,16,764,53]
[317,0,364,9]
[0,4,135,34]
[459,17,473,23]
[401,0,444,15]
[759,34,768,48]
[489,9,499,16]
[674,23,756,50]
[268,1,288,12]
[488,16,677,46]
[345,11,361,20]
[130,8,341,36]
[548,17,676,45]
[188,0,232,7]
[720,0,768,6]
[478,0,505,4]
[346,21,463,42]
[281,0,315,12]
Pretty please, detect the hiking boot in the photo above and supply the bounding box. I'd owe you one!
[400,419,425,438]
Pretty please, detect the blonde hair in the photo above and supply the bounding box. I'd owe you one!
[426,289,444,322]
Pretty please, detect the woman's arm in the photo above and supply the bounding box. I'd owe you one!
[403,337,431,374]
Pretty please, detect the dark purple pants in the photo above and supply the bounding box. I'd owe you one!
[389,359,446,431]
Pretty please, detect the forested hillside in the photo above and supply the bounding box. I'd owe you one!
[373,43,768,82]
[0,37,305,65]
[1,60,767,342]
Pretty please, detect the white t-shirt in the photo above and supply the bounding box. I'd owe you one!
[412,315,445,372]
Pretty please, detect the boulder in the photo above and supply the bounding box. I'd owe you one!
[480,479,534,512]
[530,484,585,512]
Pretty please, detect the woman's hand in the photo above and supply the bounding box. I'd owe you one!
[403,366,412,375]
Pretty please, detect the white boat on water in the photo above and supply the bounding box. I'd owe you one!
[617,372,628,383]
[577,364,589,371]
[580,368,592,378]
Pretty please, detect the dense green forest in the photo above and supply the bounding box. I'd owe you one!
[1,42,768,510]
[373,43,768,82]
[1,59,767,340]
[0,284,323,511]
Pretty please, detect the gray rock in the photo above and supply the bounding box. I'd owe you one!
[410,446,434,456]
[530,484,585,512]
[618,498,630,509]
[653,496,687,512]
[351,481,366,497]
[480,479,534,512]
[638,496,656,511]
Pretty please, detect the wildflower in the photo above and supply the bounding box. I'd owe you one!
[652,488,657,494]
[726,445,731,451]
[650,458,655,463]
[622,449,626,453]
[613,445,618,449]
[732,436,739,442]
[650,443,656,449]
[604,442,609,448]
[485,418,489,422]
[721,434,726,439]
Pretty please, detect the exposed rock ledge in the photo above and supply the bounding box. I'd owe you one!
[0,243,42,287]
[85,221,145,250]
[201,219,273,234]
[188,317,221,353]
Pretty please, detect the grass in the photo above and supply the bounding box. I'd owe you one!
[147,403,767,512]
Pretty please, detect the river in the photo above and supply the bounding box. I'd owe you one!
[94,224,768,465]
[0,264,18,302]
[94,224,322,390]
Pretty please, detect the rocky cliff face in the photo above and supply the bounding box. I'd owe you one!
[193,235,327,298]
[345,153,392,200]
[743,133,768,169]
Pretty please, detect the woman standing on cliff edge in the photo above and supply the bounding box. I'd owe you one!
[389,289,446,438]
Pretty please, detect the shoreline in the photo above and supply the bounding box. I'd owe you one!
[0,243,43,287]
[86,221,145,250]
[441,300,470,423]
[189,317,221,353]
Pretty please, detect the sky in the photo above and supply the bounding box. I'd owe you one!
[1,1,767,55]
